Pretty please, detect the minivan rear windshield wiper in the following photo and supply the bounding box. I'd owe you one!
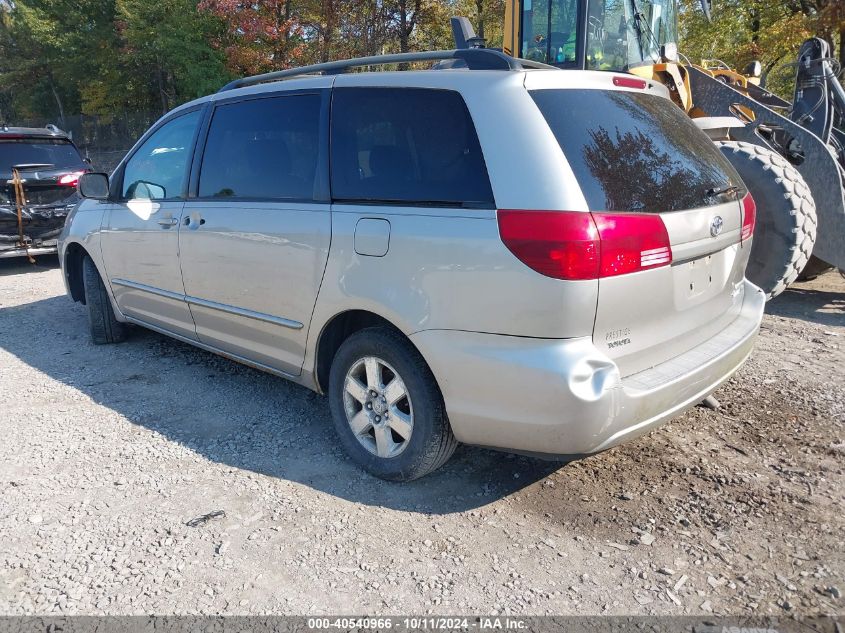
[706,184,739,198]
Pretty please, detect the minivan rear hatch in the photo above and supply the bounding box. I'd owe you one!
[529,80,750,377]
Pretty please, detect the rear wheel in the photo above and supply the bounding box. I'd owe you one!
[328,327,457,481]
[82,256,127,344]
[716,141,817,300]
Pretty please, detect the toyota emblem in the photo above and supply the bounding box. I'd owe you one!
[710,215,724,237]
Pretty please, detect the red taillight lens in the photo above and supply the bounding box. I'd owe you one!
[592,212,673,277]
[497,210,600,280]
[58,171,85,187]
[497,210,672,280]
[741,193,756,242]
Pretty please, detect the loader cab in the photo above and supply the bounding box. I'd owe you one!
[509,0,679,71]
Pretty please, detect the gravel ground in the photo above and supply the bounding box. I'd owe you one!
[0,256,842,617]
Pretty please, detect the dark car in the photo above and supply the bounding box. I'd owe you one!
[1,124,89,259]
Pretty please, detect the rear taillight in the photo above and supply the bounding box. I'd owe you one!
[497,210,600,280]
[58,171,85,187]
[741,193,756,242]
[497,210,672,280]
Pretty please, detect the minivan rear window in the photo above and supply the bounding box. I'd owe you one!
[331,88,494,208]
[530,89,743,212]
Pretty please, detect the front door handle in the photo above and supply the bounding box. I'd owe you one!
[157,217,178,227]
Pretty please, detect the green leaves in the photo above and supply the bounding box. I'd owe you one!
[0,0,230,120]
[678,0,831,97]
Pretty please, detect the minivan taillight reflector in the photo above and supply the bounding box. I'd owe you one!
[741,193,756,241]
[497,210,672,280]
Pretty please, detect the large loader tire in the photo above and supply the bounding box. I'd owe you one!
[716,141,817,300]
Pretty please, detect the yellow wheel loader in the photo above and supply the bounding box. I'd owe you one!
[452,0,845,298]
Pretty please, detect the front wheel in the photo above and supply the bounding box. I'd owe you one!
[328,327,457,481]
[82,255,127,344]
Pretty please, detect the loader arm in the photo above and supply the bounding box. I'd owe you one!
[688,66,845,271]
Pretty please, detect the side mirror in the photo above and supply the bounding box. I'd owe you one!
[699,0,712,22]
[744,60,762,78]
[78,172,110,200]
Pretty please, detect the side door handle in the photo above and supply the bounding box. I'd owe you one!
[157,217,178,227]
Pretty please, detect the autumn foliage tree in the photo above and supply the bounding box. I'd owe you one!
[679,0,845,97]
[198,0,306,74]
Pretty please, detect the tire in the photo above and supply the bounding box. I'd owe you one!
[716,141,817,300]
[796,255,834,282]
[82,255,127,345]
[328,327,457,481]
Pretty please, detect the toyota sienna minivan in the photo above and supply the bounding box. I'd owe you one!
[60,49,765,481]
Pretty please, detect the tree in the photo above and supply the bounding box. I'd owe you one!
[117,0,230,114]
[0,0,115,122]
[198,0,307,73]
[0,0,229,120]
[679,0,844,98]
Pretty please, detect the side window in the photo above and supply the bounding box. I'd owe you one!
[198,94,321,200]
[330,88,494,207]
[122,110,201,200]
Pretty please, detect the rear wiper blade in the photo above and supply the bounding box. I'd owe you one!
[706,184,739,198]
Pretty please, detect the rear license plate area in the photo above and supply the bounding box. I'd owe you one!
[686,255,714,298]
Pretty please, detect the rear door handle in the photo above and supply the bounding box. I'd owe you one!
[157,217,178,227]
[184,213,206,229]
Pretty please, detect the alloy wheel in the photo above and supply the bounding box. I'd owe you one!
[342,356,414,458]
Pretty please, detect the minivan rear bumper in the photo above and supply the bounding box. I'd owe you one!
[411,280,765,457]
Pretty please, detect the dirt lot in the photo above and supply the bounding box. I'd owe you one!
[0,257,842,616]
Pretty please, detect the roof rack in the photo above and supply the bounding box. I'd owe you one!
[217,48,555,93]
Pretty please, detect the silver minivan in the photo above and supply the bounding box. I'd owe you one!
[59,49,765,481]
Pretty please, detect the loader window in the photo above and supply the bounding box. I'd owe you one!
[521,0,578,65]
[585,0,679,70]
[531,88,742,212]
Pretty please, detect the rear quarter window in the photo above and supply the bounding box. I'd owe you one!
[530,89,743,212]
[330,88,494,208]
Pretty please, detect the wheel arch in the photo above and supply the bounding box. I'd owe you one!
[63,241,90,304]
[313,309,431,395]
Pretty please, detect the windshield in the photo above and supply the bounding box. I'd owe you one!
[586,0,678,70]
[0,138,84,172]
